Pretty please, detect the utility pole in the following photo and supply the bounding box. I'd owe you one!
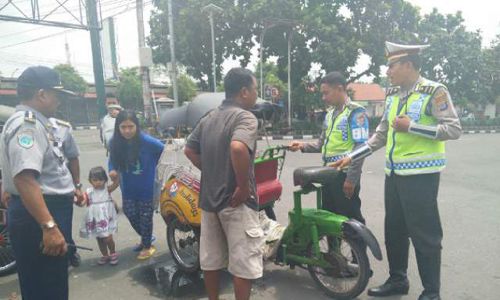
[167,0,178,107]
[287,30,292,128]
[202,4,223,92]
[87,0,107,117]
[136,0,153,121]
[65,35,71,65]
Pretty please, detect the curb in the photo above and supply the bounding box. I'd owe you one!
[71,127,499,137]
[74,126,98,130]
[258,135,319,140]
[463,129,497,134]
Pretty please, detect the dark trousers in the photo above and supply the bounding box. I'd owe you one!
[385,173,442,295]
[8,195,73,300]
[321,171,365,224]
[122,198,154,248]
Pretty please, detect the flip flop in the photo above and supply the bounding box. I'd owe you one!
[137,246,156,260]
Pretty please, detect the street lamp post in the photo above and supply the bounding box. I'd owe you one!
[259,19,298,128]
[202,4,223,92]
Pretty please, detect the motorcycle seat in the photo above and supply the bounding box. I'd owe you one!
[293,166,340,188]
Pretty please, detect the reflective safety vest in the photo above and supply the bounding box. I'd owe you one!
[322,102,366,164]
[385,80,446,175]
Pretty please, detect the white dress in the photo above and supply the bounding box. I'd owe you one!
[79,187,118,238]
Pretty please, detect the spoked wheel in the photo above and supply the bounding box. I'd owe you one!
[0,224,16,276]
[307,234,370,299]
[167,216,200,273]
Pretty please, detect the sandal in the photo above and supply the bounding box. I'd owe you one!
[137,246,156,260]
[109,253,119,265]
[97,256,109,265]
[132,235,156,252]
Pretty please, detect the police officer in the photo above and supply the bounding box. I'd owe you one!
[332,42,462,300]
[49,117,83,267]
[0,66,77,299]
[289,71,369,223]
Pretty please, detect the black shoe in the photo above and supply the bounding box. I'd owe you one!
[418,292,441,300]
[367,278,409,297]
[69,252,81,267]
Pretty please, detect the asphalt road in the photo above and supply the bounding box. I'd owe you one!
[1,130,499,300]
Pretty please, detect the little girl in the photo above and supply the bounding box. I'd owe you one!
[79,166,120,265]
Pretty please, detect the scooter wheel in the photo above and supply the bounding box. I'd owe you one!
[307,234,370,299]
[167,217,200,273]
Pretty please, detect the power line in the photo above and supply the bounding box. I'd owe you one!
[0,29,73,49]
[0,0,152,49]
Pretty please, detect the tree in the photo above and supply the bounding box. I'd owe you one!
[53,64,87,95]
[416,9,484,107]
[148,0,490,115]
[168,73,197,106]
[116,67,143,110]
[480,35,500,106]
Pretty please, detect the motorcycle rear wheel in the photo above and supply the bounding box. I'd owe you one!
[0,224,16,276]
[167,216,200,273]
[307,234,370,299]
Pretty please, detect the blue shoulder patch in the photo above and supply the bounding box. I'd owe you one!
[350,109,369,143]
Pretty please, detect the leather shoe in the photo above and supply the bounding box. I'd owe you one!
[367,278,409,297]
[418,292,441,300]
[69,252,81,267]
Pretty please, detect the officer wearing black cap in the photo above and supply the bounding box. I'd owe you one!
[0,66,77,299]
[331,42,462,300]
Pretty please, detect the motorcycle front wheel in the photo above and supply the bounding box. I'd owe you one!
[307,234,370,300]
[167,216,200,273]
[0,223,16,276]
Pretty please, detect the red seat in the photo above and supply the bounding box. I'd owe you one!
[254,159,283,206]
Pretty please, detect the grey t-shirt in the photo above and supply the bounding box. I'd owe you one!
[186,100,258,212]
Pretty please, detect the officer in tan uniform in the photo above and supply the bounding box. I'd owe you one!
[332,42,461,300]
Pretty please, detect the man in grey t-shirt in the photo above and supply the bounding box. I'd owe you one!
[185,68,263,300]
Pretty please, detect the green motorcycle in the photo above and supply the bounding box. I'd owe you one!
[275,164,383,299]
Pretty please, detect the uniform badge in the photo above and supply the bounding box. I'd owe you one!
[18,130,34,149]
[433,90,449,111]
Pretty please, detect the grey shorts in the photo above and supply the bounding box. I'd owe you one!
[200,204,264,279]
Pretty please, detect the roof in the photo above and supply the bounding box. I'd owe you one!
[347,83,385,102]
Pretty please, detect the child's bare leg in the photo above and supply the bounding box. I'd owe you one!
[97,237,109,256]
[106,235,116,254]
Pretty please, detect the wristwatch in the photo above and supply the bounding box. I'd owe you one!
[75,183,83,190]
[41,220,58,231]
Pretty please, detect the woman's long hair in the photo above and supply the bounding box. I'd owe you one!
[110,110,141,172]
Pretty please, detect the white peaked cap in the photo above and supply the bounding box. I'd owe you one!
[385,41,430,62]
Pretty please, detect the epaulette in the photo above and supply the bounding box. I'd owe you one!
[417,85,437,95]
[24,111,36,124]
[55,119,72,128]
[386,87,400,96]
[347,101,364,111]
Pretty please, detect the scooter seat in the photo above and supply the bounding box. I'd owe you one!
[293,166,340,187]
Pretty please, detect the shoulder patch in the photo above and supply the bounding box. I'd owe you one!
[417,85,437,95]
[386,87,400,96]
[17,129,35,149]
[432,89,450,111]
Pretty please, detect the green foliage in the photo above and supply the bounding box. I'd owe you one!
[479,35,500,104]
[415,9,483,106]
[168,74,197,105]
[53,64,87,95]
[116,67,143,110]
[148,0,498,116]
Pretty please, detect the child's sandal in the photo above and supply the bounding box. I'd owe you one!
[109,253,119,265]
[97,256,109,265]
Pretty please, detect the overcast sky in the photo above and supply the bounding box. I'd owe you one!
[0,0,498,82]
